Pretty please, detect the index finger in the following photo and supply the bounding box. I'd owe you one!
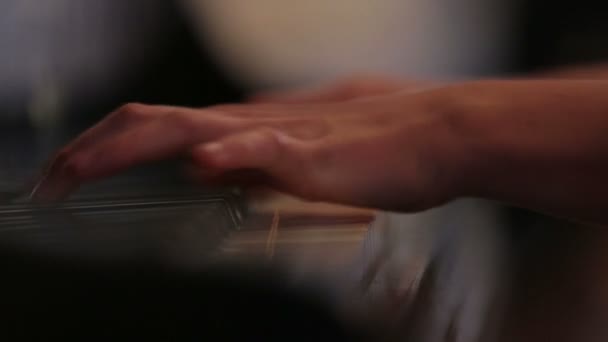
[31,106,239,201]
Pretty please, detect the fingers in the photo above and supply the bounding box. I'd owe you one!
[30,100,322,201]
[79,114,237,178]
[64,103,171,153]
[30,105,240,201]
[30,103,162,188]
[31,79,415,203]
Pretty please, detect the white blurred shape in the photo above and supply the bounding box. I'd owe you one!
[184,0,513,87]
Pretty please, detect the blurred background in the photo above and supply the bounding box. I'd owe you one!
[1,0,608,341]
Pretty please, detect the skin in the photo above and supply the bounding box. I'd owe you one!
[32,75,608,225]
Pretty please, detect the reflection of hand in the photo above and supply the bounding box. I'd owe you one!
[249,75,433,104]
[33,88,464,212]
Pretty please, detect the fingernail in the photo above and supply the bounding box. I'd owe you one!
[28,167,79,203]
[29,177,78,203]
[26,173,50,201]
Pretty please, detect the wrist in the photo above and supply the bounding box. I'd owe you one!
[421,82,493,201]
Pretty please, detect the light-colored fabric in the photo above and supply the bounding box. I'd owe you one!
[184,0,514,88]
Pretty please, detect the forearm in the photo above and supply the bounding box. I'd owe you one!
[440,80,608,224]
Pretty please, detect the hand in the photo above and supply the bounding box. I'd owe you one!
[32,78,608,224]
[32,89,464,212]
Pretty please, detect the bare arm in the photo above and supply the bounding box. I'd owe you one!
[34,80,608,225]
[441,80,608,224]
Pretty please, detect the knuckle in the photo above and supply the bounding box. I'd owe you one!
[113,103,150,122]
[249,128,283,157]
[264,129,298,157]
